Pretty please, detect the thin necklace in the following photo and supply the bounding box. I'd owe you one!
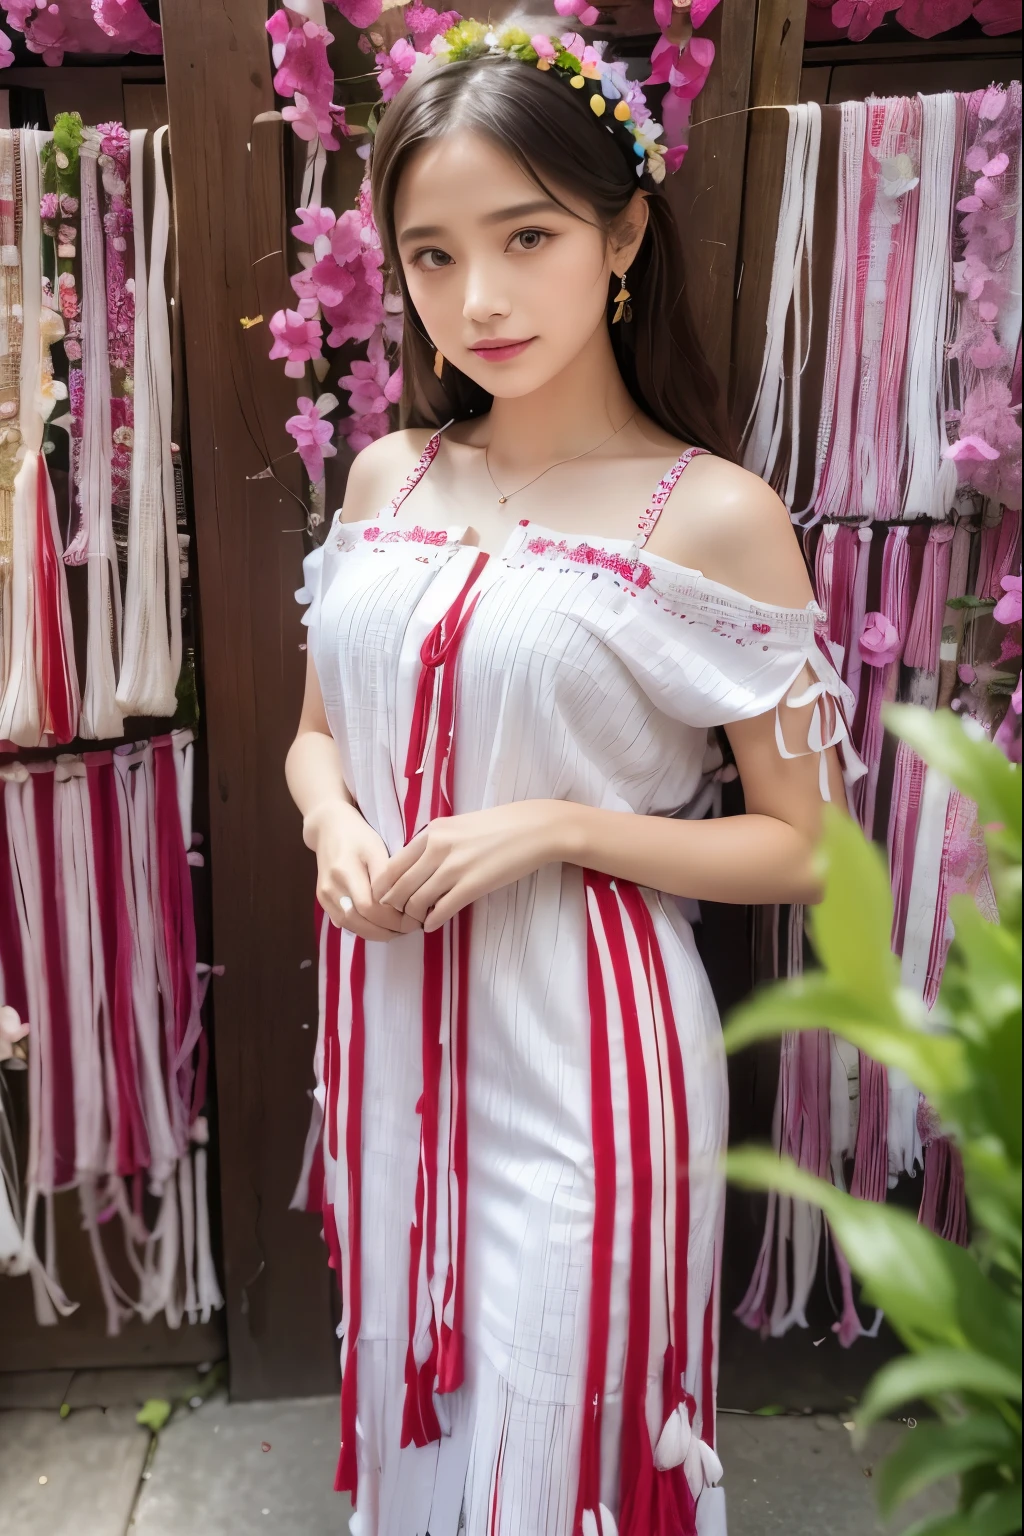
[483,413,635,506]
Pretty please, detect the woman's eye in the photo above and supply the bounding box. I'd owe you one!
[510,229,549,252]
[416,248,453,270]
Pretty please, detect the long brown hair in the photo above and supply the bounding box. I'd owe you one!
[370,50,734,459]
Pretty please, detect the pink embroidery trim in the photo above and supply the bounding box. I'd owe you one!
[361,524,450,547]
[380,429,443,519]
[524,534,655,589]
[636,445,709,546]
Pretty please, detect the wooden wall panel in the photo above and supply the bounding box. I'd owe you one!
[669,0,758,395]
[161,4,338,1401]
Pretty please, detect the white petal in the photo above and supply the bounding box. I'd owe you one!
[654,1403,692,1470]
[699,1440,724,1486]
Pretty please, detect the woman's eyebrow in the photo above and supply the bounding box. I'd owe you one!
[399,198,558,242]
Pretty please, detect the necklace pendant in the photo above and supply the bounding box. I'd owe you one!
[498,494,507,505]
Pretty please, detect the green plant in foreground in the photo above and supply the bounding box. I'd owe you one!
[723,705,1021,1536]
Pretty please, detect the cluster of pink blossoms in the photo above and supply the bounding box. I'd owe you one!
[806,0,1019,41]
[0,0,160,66]
[942,86,1022,509]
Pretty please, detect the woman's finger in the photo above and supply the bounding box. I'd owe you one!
[343,860,411,934]
[371,832,427,904]
[404,867,461,926]
[421,878,476,933]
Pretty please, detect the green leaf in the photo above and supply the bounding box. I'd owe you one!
[876,1416,1016,1516]
[899,1486,1024,1536]
[808,809,901,1014]
[945,596,996,612]
[857,1350,1022,1429]
[136,1398,173,1433]
[725,1152,1022,1366]
[885,707,1021,846]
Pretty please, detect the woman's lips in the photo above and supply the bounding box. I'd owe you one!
[468,338,535,362]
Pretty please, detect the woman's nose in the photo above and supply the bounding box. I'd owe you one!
[462,263,512,324]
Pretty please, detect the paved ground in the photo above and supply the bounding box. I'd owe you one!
[0,1368,952,1535]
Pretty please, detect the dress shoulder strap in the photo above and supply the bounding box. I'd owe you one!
[636,446,709,548]
[380,421,453,519]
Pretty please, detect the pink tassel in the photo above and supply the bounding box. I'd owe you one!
[904,524,956,671]
[919,1134,969,1247]
[849,1053,889,1204]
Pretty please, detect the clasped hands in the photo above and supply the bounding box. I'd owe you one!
[308,798,574,941]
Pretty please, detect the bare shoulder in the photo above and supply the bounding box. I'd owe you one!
[339,428,436,524]
[650,453,813,609]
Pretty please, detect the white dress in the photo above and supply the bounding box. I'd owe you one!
[296,432,854,1536]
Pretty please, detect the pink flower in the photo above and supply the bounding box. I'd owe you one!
[22,5,68,63]
[269,308,323,378]
[286,393,339,482]
[689,0,722,24]
[323,263,385,347]
[339,410,390,454]
[958,663,977,684]
[316,208,362,265]
[91,0,162,53]
[267,10,335,109]
[4,1,46,31]
[993,575,1022,628]
[647,36,716,100]
[405,6,461,49]
[292,205,337,245]
[309,254,356,311]
[554,0,601,28]
[376,38,417,102]
[830,0,894,41]
[0,28,14,69]
[968,334,1008,370]
[283,93,347,152]
[325,0,384,27]
[942,434,1000,462]
[340,328,403,419]
[290,265,321,318]
[531,33,556,59]
[893,0,972,37]
[859,611,901,667]
[972,0,1022,33]
[40,192,59,221]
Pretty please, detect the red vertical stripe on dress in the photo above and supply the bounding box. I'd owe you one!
[337,935,366,1497]
[573,872,618,1535]
[591,877,656,1534]
[401,552,488,1443]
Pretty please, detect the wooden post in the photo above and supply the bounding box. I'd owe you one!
[668,0,758,395]
[161,3,338,1400]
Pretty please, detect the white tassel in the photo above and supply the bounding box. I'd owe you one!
[193,1138,225,1322]
[684,1433,705,1499]
[116,129,179,716]
[654,1402,692,1470]
[695,1485,728,1536]
[75,131,124,739]
[699,1441,724,1486]
[179,1149,199,1324]
[582,1507,619,1536]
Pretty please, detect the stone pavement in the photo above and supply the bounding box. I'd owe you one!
[0,1368,953,1535]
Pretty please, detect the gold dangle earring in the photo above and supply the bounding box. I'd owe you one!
[433,347,445,379]
[612,271,632,325]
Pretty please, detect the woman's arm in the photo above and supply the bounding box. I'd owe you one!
[373,464,846,929]
[285,434,432,940]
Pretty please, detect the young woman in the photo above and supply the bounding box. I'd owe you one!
[286,21,856,1536]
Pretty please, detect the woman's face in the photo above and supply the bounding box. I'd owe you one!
[393,131,623,396]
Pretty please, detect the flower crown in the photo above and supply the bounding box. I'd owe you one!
[380,20,681,184]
